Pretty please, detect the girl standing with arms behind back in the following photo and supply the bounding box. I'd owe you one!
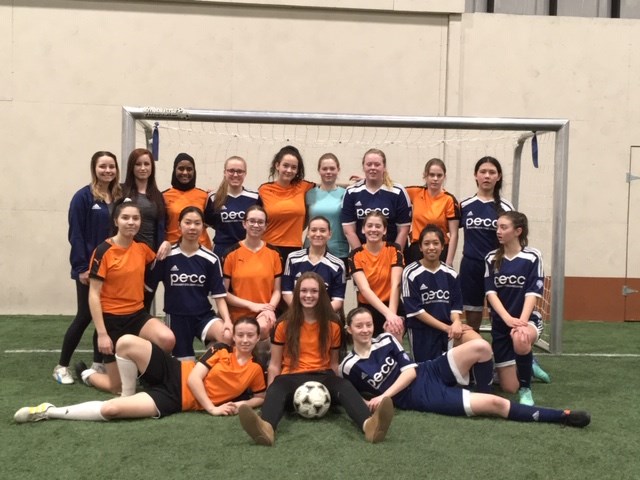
[53,151,123,385]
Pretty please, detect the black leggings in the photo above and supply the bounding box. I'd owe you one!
[261,371,370,430]
[58,281,101,366]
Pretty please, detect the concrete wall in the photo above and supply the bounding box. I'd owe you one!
[1,1,638,319]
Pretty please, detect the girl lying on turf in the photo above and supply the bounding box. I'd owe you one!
[339,308,590,428]
[14,317,266,423]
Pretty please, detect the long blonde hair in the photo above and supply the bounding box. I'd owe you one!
[363,148,393,188]
[213,156,247,212]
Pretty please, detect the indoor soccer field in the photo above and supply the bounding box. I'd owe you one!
[2,316,638,480]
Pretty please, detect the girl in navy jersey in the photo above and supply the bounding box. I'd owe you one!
[121,148,169,257]
[341,148,412,250]
[237,272,394,446]
[459,156,513,332]
[340,308,590,428]
[402,225,481,362]
[53,151,123,385]
[205,156,260,259]
[485,211,545,406]
[349,211,404,340]
[283,216,346,313]
[146,207,233,360]
[15,318,265,424]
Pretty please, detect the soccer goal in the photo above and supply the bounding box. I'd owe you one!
[122,107,569,354]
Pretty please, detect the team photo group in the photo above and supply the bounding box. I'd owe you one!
[14,145,591,445]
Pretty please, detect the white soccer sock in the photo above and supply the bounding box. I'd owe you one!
[48,401,106,421]
[116,354,138,397]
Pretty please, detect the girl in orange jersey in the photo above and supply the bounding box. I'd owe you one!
[223,205,282,339]
[349,211,404,341]
[238,272,394,446]
[15,318,266,423]
[258,145,315,266]
[163,153,212,250]
[78,201,175,394]
[405,158,460,266]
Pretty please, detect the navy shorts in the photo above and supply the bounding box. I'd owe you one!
[103,309,153,363]
[459,257,486,311]
[141,343,184,418]
[166,311,221,358]
[492,311,543,367]
[396,350,472,416]
[407,326,449,362]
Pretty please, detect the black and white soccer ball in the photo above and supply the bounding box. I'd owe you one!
[293,381,331,419]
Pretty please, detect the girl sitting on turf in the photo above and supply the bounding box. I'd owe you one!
[15,317,266,423]
[339,308,590,427]
[146,206,234,360]
[237,272,394,446]
[78,200,175,394]
[402,224,481,362]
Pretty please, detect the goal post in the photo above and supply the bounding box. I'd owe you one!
[122,106,569,354]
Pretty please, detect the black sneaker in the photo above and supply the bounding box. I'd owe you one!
[74,361,89,384]
[563,410,591,428]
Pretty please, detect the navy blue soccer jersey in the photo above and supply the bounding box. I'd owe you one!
[339,333,416,398]
[402,260,463,330]
[484,247,544,326]
[340,180,412,244]
[282,249,346,301]
[204,188,260,254]
[460,195,513,261]
[146,245,226,316]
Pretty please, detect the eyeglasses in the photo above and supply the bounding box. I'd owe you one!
[226,169,246,175]
[246,219,266,226]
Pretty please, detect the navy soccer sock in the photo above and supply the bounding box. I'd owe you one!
[472,359,494,393]
[516,351,533,389]
[507,402,565,423]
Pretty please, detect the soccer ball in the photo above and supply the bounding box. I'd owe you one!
[293,381,331,419]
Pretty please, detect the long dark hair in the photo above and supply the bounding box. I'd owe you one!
[493,211,529,272]
[474,156,504,214]
[281,271,338,369]
[269,145,305,185]
[122,148,165,213]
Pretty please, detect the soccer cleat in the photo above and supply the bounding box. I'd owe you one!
[14,403,54,423]
[239,404,275,446]
[518,387,535,406]
[532,358,552,384]
[52,365,75,385]
[363,396,394,443]
[563,410,591,428]
[75,361,95,386]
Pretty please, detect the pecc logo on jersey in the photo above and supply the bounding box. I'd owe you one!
[356,207,390,219]
[465,217,497,229]
[170,273,207,286]
[367,356,397,389]
[220,210,245,223]
[494,275,526,287]
[421,289,450,304]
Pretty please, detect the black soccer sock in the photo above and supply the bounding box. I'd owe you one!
[472,359,494,393]
[516,351,533,389]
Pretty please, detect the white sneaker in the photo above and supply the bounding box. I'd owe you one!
[52,365,74,385]
[14,403,54,423]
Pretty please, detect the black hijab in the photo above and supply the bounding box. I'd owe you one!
[171,153,196,191]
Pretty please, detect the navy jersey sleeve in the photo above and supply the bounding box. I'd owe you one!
[394,185,412,227]
[145,257,165,292]
[524,250,544,298]
[281,255,295,294]
[340,187,357,225]
[450,271,464,313]
[328,260,346,300]
[68,189,91,276]
[402,263,424,317]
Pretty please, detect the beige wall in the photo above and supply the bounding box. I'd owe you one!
[1,1,638,316]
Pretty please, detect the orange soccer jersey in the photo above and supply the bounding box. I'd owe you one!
[180,347,266,411]
[272,319,341,374]
[163,187,212,249]
[258,180,314,247]
[406,186,460,244]
[223,242,282,322]
[349,242,403,304]
[90,239,156,315]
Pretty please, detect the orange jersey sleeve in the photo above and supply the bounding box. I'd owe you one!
[90,240,155,315]
[349,242,403,304]
[273,320,341,374]
[406,186,460,244]
[259,180,314,247]
[223,242,283,322]
[163,187,212,249]
[180,348,266,411]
